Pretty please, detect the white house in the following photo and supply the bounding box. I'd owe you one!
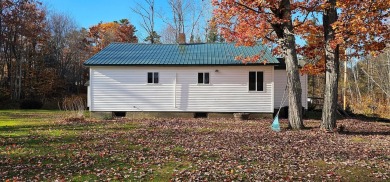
[84,43,307,115]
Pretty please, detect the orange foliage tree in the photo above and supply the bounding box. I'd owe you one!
[212,0,322,129]
[213,0,389,131]
[89,19,138,52]
[297,0,389,131]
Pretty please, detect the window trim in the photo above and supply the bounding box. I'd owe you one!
[147,72,159,84]
[248,71,265,92]
[197,72,210,85]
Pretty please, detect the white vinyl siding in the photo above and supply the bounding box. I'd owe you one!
[90,66,275,112]
[274,70,308,109]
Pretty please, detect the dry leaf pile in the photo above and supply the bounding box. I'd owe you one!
[1,118,389,181]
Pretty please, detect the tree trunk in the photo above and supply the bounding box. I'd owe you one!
[387,51,390,104]
[321,0,339,131]
[280,0,304,129]
[284,33,304,129]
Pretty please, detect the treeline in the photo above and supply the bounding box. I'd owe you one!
[346,49,390,118]
[0,0,140,107]
[308,48,390,119]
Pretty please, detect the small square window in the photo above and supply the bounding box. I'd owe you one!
[249,71,263,91]
[198,72,209,84]
[147,72,159,84]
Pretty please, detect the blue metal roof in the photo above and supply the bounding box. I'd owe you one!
[84,43,279,66]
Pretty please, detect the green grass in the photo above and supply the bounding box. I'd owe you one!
[309,159,385,182]
[350,136,368,143]
[150,161,192,181]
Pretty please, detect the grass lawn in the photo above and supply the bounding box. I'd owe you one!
[0,110,389,181]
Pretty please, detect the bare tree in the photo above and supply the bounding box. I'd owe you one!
[350,60,362,102]
[169,0,185,39]
[160,24,176,44]
[158,0,188,43]
[47,12,90,94]
[131,0,159,44]
[387,50,390,104]
[48,12,77,75]
[157,0,212,43]
[188,1,203,43]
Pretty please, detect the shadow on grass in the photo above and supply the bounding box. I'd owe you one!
[339,131,390,136]
[350,113,390,123]
[305,110,390,123]
[0,123,98,133]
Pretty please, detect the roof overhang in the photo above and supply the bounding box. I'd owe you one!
[84,63,282,67]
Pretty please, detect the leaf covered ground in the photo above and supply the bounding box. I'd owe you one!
[0,110,389,181]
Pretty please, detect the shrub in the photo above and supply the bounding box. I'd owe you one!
[20,99,44,109]
[349,96,390,119]
[59,95,86,118]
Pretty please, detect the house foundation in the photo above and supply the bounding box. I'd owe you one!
[90,111,273,120]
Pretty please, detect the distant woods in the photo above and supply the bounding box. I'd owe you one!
[343,51,390,118]
[0,0,139,104]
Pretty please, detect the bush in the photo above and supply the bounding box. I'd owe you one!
[20,99,43,109]
[349,96,390,119]
[59,95,86,118]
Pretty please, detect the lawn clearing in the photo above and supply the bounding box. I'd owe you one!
[0,110,389,181]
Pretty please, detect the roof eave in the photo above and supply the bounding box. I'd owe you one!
[84,63,281,67]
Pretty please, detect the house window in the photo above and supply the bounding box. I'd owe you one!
[249,71,263,91]
[198,72,209,84]
[147,72,159,84]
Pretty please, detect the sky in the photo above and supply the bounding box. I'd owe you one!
[40,0,305,45]
[41,0,171,40]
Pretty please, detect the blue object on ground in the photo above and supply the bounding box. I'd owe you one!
[271,115,281,132]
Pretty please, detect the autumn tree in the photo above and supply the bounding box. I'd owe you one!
[0,1,141,107]
[1,0,48,101]
[298,0,389,131]
[89,19,138,52]
[213,0,314,129]
[1,0,95,105]
[323,0,388,130]
[321,0,340,130]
